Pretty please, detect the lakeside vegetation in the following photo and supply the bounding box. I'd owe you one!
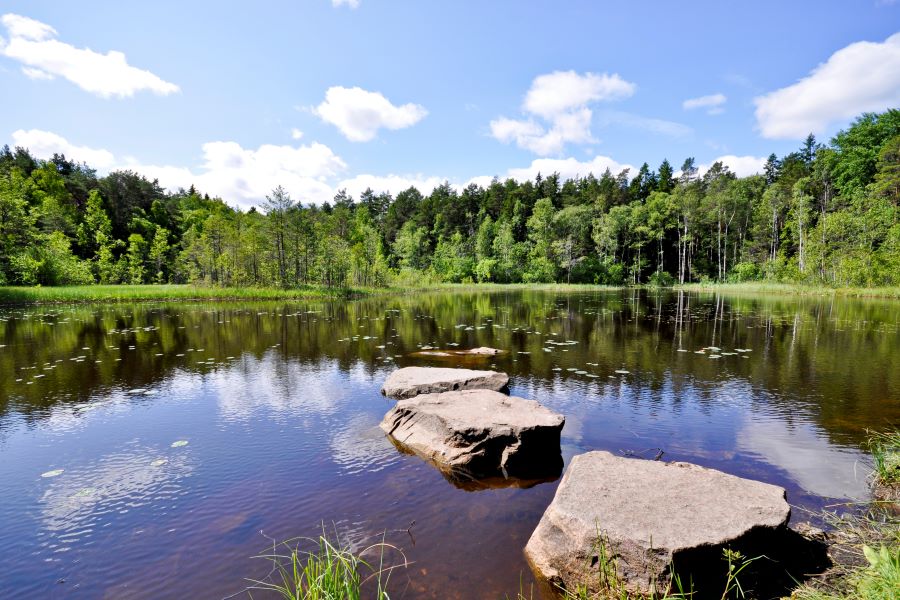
[245,433,899,600]
[1,110,898,293]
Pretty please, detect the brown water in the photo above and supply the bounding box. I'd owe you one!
[0,289,898,598]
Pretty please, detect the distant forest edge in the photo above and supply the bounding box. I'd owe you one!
[1,110,898,290]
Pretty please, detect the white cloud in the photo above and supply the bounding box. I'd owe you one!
[313,86,427,142]
[523,70,635,118]
[754,32,900,139]
[290,128,304,140]
[505,155,635,182]
[12,129,637,208]
[336,173,451,199]
[332,0,360,7]
[11,128,116,168]
[130,141,347,207]
[697,155,767,178]
[13,128,345,208]
[491,70,660,156]
[682,93,727,115]
[0,13,179,98]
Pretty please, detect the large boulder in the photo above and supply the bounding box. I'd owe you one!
[525,451,793,597]
[380,389,564,480]
[381,367,509,399]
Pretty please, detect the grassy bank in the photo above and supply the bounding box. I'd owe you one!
[675,282,900,299]
[3,281,900,306]
[0,284,365,305]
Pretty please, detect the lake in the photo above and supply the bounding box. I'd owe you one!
[1,289,898,598]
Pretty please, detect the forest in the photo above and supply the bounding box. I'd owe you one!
[0,109,898,289]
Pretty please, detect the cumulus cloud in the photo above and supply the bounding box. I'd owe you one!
[13,129,638,208]
[754,32,900,139]
[0,13,179,98]
[290,128,304,140]
[130,141,347,206]
[490,71,688,154]
[341,155,636,199]
[697,155,767,178]
[682,93,727,115]
[336,173,452,199]
[11,128,116,168]
[523,71,635,118]
[505,155,635,182]
[490,70,636,156]
[313,86,427,142]
[13,129,346,208]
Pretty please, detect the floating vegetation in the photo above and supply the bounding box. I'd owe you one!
[150,458,168,467]
[41,469,64,478]
[615,370,630,375]
[170,440,189,448]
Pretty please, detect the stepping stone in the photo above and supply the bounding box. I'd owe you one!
[526,451,792,597]
[380,389,564,480]
[381,366,509,399]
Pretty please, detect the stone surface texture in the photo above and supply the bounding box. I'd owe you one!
[525,451,791,596]
[380,389,564,478]
[381,366,509,399]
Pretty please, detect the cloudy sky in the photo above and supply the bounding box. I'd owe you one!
[1,1,899,208]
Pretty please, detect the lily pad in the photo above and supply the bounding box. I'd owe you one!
[170,440,189,448]
[41,469,64,478]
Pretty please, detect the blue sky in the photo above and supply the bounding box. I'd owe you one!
[1,0,899,207]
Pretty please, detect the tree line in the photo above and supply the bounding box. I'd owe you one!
[0,109,898,289]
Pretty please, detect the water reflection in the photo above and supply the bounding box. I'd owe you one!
[737,417,870,500]
[0,289,897,599]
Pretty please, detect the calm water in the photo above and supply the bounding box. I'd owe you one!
[1,289,898,599]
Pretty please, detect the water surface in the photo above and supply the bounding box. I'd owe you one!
[1,289,898,598]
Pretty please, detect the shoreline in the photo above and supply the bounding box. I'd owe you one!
[2,281,900,306]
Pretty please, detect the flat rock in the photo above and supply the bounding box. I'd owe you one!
[525,451,792,596]
[463,346,503,356]
[381,367,509,399]
[380,389,564,480]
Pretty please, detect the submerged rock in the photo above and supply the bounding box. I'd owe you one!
[464,347,503,356]
[381,366,509,399]
[525,451,794,597]
[380,389,564,480]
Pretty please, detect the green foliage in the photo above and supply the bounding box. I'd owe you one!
[247,532,403,600]
[728,262,760,283]
[867,429,900,486]
[648,271,675,287]
[1,108,899,290]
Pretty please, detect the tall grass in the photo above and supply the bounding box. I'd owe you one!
[866,429,900,487]
[0,284,362,305]
[676,282,900,299]
[244,531,405,600]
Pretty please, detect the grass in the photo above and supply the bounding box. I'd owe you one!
[0,284,365,305]
[788,429,899,600]
[3,281,899,306]
[866,429,900,488]
[675,282,900,299]
[243,530,405,600]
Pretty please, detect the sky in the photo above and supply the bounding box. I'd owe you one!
[1,0,899,209]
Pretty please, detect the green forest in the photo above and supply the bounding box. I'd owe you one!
[1,109,898,290]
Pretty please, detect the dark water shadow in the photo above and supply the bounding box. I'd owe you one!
[386,435,563,492]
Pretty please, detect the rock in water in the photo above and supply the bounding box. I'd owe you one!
[380,389,564,480]
[464,347,503,356]
[381,367,509,399]
[525,451,792,597]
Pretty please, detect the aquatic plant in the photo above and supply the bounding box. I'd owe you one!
[867,429,900,487]
[245,530,405,600]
